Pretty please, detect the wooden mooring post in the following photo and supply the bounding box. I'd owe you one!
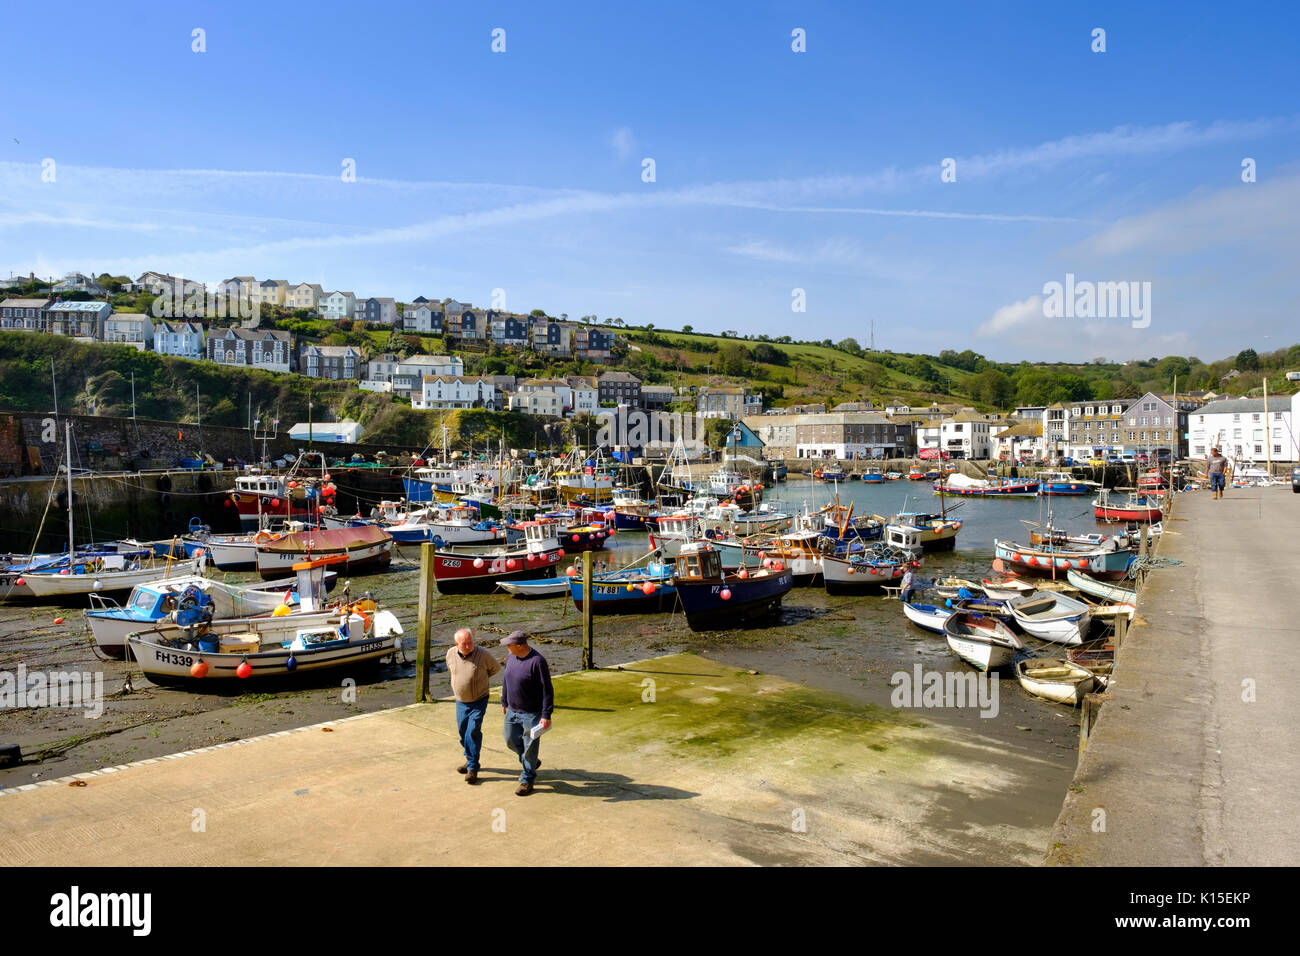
[581,549,595,670]
[1079,692,1106,752]
[415,541,436,701]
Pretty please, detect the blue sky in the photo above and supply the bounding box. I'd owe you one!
[2,0,1297,362]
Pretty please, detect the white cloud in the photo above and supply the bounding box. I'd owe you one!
[609,127,636,161]
[1080,170,1300,258]
[978,295,1043,337]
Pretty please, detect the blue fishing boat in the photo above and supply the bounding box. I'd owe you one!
[860,466,885,483]
[569,562,677,613]
[993,537,1134,580]
[1037,471,1093,496]
[671,543,792,630]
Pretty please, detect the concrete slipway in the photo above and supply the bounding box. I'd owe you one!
[0,654,1062,866]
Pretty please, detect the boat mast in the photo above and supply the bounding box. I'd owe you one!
[65,422,74,568]
[1264,377,1272,478]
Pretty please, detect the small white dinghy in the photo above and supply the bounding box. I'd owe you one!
[1016,658,1096,705]
[1009,591,1093,645]
[902,600,952,634]
[496,578,570,598]
[943,610,1024,671]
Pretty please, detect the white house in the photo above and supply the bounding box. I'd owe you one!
[567,376,599,417]
[397,354,463,379]
[101,312,155,350]
[414,375,499,410]
[1191,398,1297,464]
[319,291,356,320]
[916,418,943,454]
[940,411,992,459]
[516,378,573,412]
[509,389,565,417]
[154,320,205,359]
[992,423,1045,461]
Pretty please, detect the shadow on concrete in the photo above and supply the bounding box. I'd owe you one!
[479,767,700,802]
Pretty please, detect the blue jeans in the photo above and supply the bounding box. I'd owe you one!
[456,696,489,772]
[502,709,542,784]
[1210,473,1225,492]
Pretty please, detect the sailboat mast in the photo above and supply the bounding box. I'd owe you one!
[1264,377,1272,476]
[65,423,74,567]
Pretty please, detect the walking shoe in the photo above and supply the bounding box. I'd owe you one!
[515,782,534,796]
[457,764,467,774]
[465,770,479,785]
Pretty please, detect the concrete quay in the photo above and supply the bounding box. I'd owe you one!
[0,654,1066,867]
[1048,485,1300,866]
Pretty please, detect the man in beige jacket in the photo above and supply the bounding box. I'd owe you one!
[445,628,501,784]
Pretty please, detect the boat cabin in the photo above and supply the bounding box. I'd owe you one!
[885,523,925,552]
[674,543,722,581]
[236,475,288,497]
[518,519,560,553]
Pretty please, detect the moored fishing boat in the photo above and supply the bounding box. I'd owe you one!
[822,547,913,594]
[993,536,1134,580]
[907,464,927,481]
[1008,591,1093,645]
[935,474,1039,497]
[943,611,1024,671]
[1036,471,1094,496]
[671,542,793,631]
[568,561,677,613]
[1016,658,1096,705]
[88,563,342,658]
[254,524,394,579]
[885,511,962,552]
[125,555,402,684]
[812,463,847,482]
[431,519,564,594]
[860,466,885,483]
[1094,489,1162,523]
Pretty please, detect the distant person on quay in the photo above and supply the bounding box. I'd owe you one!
[500,630,553,797]
[445,628,500,785]
[1206,447,1230,500]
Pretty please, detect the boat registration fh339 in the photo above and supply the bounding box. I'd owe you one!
[154,650,194,667]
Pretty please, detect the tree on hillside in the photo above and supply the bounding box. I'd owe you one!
[1112,380,1141,399]
[837,337,861,356]
[752,342,789,366]
[970,368,1014,407]
[1156,355,1191,385]
[718,343,752,377]
[681,325,693,334]
[1236,348,1260,371]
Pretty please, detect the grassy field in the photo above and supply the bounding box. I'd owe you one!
[622,329,982,410]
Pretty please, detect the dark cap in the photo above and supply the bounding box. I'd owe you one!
[501,630,529,646]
